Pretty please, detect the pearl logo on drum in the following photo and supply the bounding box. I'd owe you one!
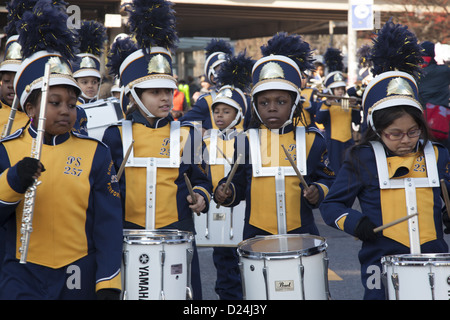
[139,254,149,264]
[275,280,294,292]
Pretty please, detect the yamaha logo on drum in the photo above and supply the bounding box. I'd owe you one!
[139,253,150,264]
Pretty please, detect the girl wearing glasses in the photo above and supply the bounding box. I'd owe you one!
[320,20,450,300]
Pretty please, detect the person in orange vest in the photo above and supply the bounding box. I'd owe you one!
[171,87,187,120]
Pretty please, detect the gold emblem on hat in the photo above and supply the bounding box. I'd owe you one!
[80,56,97,69]
[5,42,22,60]
[259,62,284,81]
[333,72,344,82]
[147,54,171,74]
[386,77,414,96]
[217,87,233,99]
[47,57,72,75]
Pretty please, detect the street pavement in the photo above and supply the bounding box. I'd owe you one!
[198,206,450,300]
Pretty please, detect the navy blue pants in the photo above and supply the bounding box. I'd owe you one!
[0,254,97,300]
[212,247,242,300]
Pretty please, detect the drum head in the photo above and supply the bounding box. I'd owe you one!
[237,234,327,260]
[123,229,193,245]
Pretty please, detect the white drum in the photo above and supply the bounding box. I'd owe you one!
[82,98,123,140]
[122,229,194,300]
[382,253,450,300]
[194,200,245,247]
[237,234,330,300]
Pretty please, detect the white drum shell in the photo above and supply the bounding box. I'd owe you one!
[194,200,245,247]
[382,253,450,300]
[82,98,123,140]
[238,234,329,300]
[122,229,193,300]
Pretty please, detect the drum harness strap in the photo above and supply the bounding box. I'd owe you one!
[370,140,439,255]
[206,129,234,240]
[248,126,307,234]
[122,120,181,230]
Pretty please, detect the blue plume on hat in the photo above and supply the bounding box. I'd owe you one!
[16,0,78,61]
[78,20,107,56]
[357,44,372,68]
[324,47,344,72]
[205,39,233,58]
[5,0,40,37]
[106,36,138,79]
[125,0,178,53]
[216,51,254,92]
[369,18,423,79]
[261,32,315,72]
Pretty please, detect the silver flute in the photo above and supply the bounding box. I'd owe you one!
[19,63,51,264]
[1,95,19,139]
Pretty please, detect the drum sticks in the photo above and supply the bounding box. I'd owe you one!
[184,173,197,205]
[216,154,242,208]
[117,140,134,181]
[373,212,418,233]
[281,144,309,191]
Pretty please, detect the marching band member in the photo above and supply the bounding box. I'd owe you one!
[0,0,123,299]
[316,47,361,173]
[102,0,212,300]
[180,39,235,132]
[71,20,108,136]
[0,0,35,138]
[214,32,335,241]
[202,51,253,300]
[319,19,450,300]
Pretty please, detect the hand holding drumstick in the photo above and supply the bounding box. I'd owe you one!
[215,154,242,208]
[281,144,319,205]
[184,173,206,215]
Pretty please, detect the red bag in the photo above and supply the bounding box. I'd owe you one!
[424,103,450,140]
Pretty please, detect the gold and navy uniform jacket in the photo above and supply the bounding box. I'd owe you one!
[214,123,335,235]
[0,101,29,137]
[73,101,89,136]
[0,126,123,292]
[320,142,450,249]
[102,110,212,230]
[315,100,361,172]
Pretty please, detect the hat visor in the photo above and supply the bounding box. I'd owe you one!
[73,69,101,79]
[132,76,177,90]
[20,76,81,107]
[251,80,299,97]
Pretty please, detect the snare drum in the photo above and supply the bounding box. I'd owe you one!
[382,253,450,300]
[82,98,123,140]
[237,234,330,300]
[122,229,194,300]
[194,200,245,247]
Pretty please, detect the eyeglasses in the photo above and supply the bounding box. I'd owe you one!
[382,129,422,141]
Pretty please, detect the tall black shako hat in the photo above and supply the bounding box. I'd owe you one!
[212,51,254,131]
[114,0,178,118]
[72,20,107,80]
[323,47,346,90]
[363,18,423,131]
[107,35,138,112]
[13,0,81,110]
[204,39,233,84]
[72,20,107,100]
[251,32,315,129]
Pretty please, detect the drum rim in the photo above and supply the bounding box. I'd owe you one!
[237,234,327,260]
[381,253,450,266]
[123,229,194,245]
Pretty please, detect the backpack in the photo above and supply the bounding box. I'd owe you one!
[424,103,450,140]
